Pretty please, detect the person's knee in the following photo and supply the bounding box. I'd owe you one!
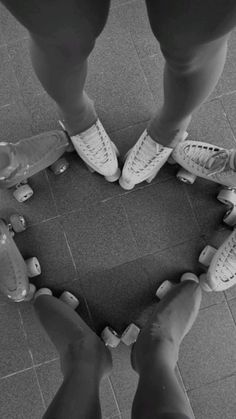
[160,37,228,75]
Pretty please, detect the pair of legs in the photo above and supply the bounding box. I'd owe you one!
[34,279,202,419]
[1,0,236,146]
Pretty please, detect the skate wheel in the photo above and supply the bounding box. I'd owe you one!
[156,280,176,299]
[223,206,236,226]
[34,288,53,300]
[199,273,213,292]
[217,188,236,206]
[199,245,217,267]
[50,157,69,175]
[176,168,196,185]
[105,168,121,182]
[9,214,26,233]
[59,291,79,310]
[24,283,37,302]
[101,327,120,348]
[25,257,41,277]
[13,183,33,202]
[119,176,135,190]
[180,272,199,284]
[120,323,140,346]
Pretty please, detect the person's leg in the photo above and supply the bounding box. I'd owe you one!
[33,294,112,419]
[0,0,110,136]
[131,279,202,419]
[119,0,236,189]
[146,0,236,146]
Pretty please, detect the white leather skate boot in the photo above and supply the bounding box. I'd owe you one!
[119,129,188,190]
[59,119,120,182]
[172,140,236,187]
[199,228,236,292]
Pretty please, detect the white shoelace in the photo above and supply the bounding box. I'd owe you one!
[131,135,163,173]
[79,124,109,164]
[184,145,235,176]
[218,237,236,283]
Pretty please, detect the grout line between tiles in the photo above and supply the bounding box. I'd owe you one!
[108,376,122,417]
[186,370,236,393]
[219,98,236,144]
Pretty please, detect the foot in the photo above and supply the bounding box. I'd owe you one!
[34,295,112,379]
[131,279,202,374]
[119,130,173,190]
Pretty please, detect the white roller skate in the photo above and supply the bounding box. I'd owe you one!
[199,228,236,292]
[119,129,188,190]
[59,119,120,182]
[172,141,236,225]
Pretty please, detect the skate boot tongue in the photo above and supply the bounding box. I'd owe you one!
[205,149,233,175]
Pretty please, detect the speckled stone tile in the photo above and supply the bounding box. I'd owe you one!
[113,0,159,59]
[7,38,45,100]
[0,2,29,44]
[121,179,200,255]
[221,91,236,137]
[60,199,139,278]
[0,304,32,378]
[208,29,236,100]
[0,369,45,419]
[0,45,22,108]
[140,53,165,108]
[80,258,153,333]
[86,11,156,133]
[14,217,77,288]
[188,374,236,419]
[36,359,120,418]
[0,97,33,143]
[227,298,236,323]
[178,302,236,390]
[110,367,138,414]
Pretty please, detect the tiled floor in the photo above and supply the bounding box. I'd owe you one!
[0,0,236,418]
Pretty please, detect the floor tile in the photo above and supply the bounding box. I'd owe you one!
[178,302,236,390]
[0,98,33,143]
[7,38,44,100]
[227,298,236,323]
[0,369,45,419]
[0,304,32,378]
[188,374,236,419]
[221,91,236,137]
[113,0,159,59]
[140,53,165,108]
[121,179,200,255]
[86,11,156,133]
[0,3,29,44]
[80,258,152,332]
[0,45,22,108]
[110,367,138,413]
[61,199,139,277]
[14,218,77,288]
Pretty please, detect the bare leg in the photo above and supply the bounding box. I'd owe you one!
[131,280,202,419]
[33,295,112,419]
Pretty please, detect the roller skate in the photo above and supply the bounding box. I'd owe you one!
[0,127,72,202]
[59,119,121,182]
[119,129,188,190]
[172,141,236,226]
[34,287,121,348]
[198,228,236,292]
[0,214,41,302]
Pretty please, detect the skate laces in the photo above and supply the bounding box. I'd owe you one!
[185,144,234,176]
[79,123,110,164]
[220,237,236,282]
[131,133,164,173]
